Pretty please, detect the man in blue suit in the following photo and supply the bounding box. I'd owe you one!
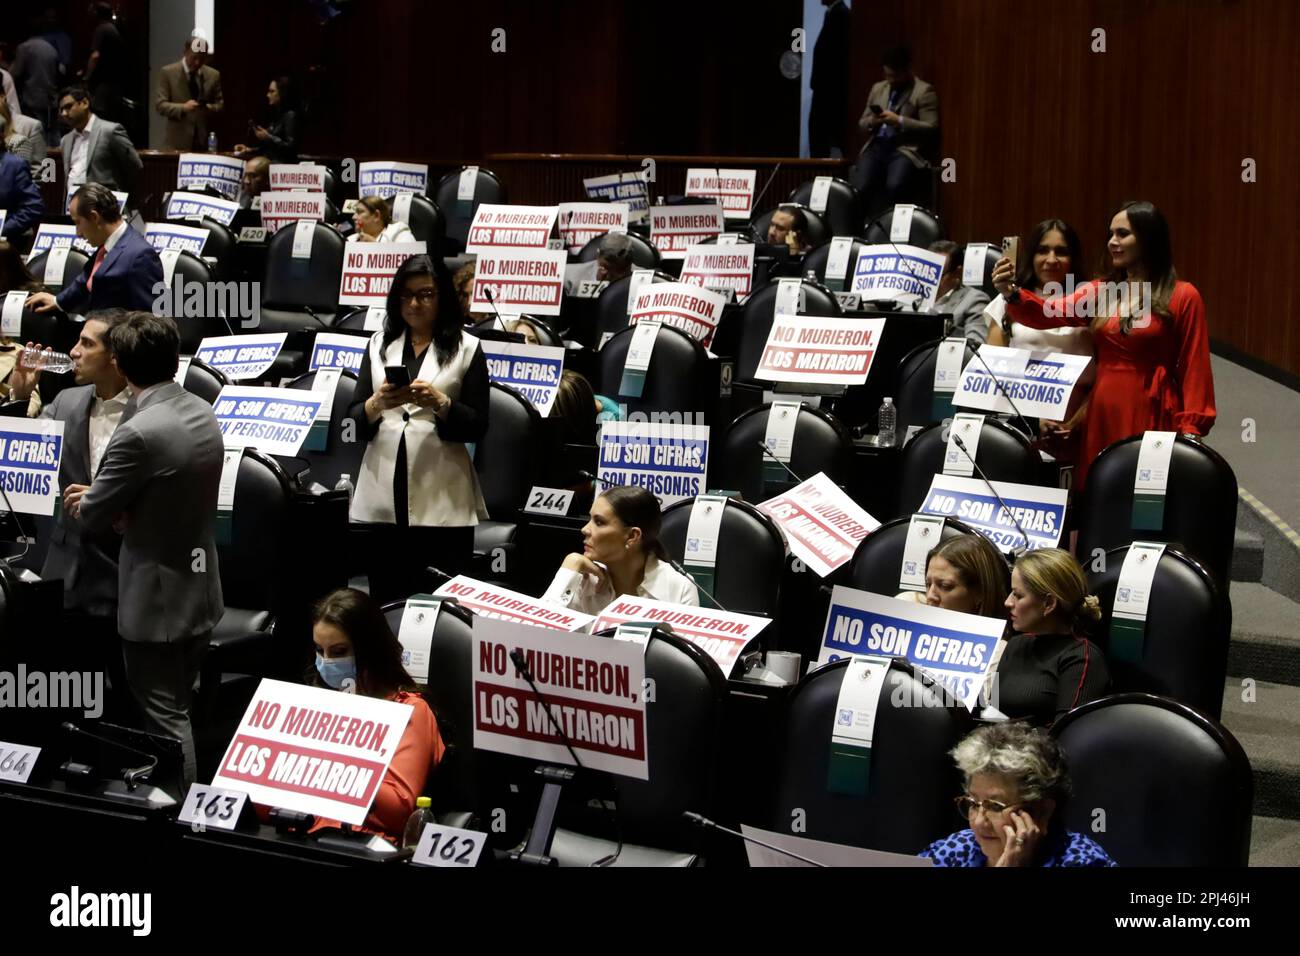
[0,136,43,238]
[27,182,162,315]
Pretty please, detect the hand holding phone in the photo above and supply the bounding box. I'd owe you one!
[384,365,412,389]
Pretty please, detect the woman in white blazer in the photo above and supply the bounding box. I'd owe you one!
[347,194,416,243]
[543,485,698,616]
[348,254,489,603]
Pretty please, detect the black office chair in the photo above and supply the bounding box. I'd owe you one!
[848,514,979,597]
[803,236,868,292]
[179,357,229,404]
[332,307,381,334]
[962,242,1003,299]
[320,166,341,205]
[735,276,842,383]
[434,166,505,254]
[471,316,563,348]
[895,337,978,430]
[592,269,676,345]
[749,204,830,250]
[1088,545,1230,719]
[280,369,364,492]
[659,496,786,621]
[16,302,78,356]
[863,204,946,247]
[161,251,233,353]
[179,218,236,280]
[471,382,543,585]
[787,177,862,238]
[1077,434,1238,586]
[26,248,91,297]
[896,418,1040,517]
[769,658,973,853]
[597,322,716,424]
[576,232,660,269]
[258,221,347,376]
[1051,694,1253,866]
[717,402,854,503]
[399,193,446,250]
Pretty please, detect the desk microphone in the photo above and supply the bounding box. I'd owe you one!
[61,721,159,791]
[577,469,610,489]
[755,440,805,485]
[750,162,783,220]
[682,811,827,867]
[0,480,32,564]
[663,553,730,612]
[951,435,1031,552]
[302,304,332,330]
[965,347,1036,440]
[483,287,509,333]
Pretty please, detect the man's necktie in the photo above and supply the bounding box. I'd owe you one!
[188,71,201,101]
[86,245,107,292]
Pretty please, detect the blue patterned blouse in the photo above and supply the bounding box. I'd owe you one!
[920,828,1118,867]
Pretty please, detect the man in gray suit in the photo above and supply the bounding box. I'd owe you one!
[852,46,939,217]
[70,312,224,784]
[57,84,141,198]
[154,36,224,151]
[928,240,991,347]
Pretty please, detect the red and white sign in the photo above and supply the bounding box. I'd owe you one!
[757,472,882,577]
[629,281,727,349]
[684,168,758,219]
[756,314,886,386]
[473,617,649,779]
[593,597,770,676]
[435,575,595,631]
[650,204,725,260]
[259,191,329,233]
[556,202,629,254]
[465,203,559,254]
[211,678,413,826]
[471,248,567,317]
[680,242,755,300]
[337,241,427,307]
[270,163,328,192]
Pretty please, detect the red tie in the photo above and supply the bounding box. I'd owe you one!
[87,245,107,292]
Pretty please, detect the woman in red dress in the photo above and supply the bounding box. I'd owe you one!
[991,201,1216,489]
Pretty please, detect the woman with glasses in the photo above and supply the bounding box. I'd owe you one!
[348,255,490,604]
[921,722,1116,866]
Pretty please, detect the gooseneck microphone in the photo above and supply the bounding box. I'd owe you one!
[951,435,1032,551]
[683,811,827,867]
[482,286,509,332]
[755,440,805,485]
[663,553,729,612]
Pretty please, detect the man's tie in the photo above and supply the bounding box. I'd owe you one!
[188,70,201,101]
[86,245,107,292]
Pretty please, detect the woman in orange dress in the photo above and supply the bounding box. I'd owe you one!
[991,201,1215,489]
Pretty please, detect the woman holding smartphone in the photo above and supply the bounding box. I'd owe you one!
[348,255,490,604]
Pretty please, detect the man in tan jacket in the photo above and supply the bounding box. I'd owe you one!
[851,46,939,219]
[154,36,224,151]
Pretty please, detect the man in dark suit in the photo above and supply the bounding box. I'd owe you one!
[809,0,851,157]
[154,36,224,151]
[70,312,224,785]
[2,310,132,712]
[26,182,163,316]
[57,84,142,196]
[0,137,43,238]
[852,46,940,217]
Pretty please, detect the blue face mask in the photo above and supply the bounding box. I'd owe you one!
[315,654,356,692]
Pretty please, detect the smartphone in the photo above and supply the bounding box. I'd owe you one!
[869,104,883,116]
[1001,236,1020,269]
[384,365,411,389]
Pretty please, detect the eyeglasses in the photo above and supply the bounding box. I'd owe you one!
[955,795,1022,820]
[399,289,437,304]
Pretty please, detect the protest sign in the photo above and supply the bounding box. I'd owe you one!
[336,241,427,307]
[756,314,886,387]
[650,204,725,259]
[176,153,244,200]
[818,587,1004,710]
[270,163,328,192]
[471,248,566,316]
[358,161,429,199]
[466,204,560,254]
[756,472,881,577]
[684,168,758,219]
[165,191,239,226]
[593,597,770,676]
[583,171,650,222]
[144,222,209,255]
[920,474,1069,551]
[197,333,287,380]
[481,340,565,415]
[27,224,94,261]
[598,421,710,507]
[556,201,628,254]
[212,678,413,826]
[850,244,947,311]
[310,332,369,374]
[0,418,63,516]
[473,617,649,779]
[259,191,328,233]
[212,385,329,457]
[679,242,754,300]
[628,281,727,348]
[953,345,1092,421]
[436,576,595,632]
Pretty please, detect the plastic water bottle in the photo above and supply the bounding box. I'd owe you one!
[207,131,218,153]
[19,347,74,374]
[333,473,355,500]
[877,396,897,447]
[402,796,434,849]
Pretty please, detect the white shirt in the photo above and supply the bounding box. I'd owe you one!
[347,222,415,243]
[100,218,129,254]
[88,387,130,475]
[542,553,700,620]
[68,113,96,189]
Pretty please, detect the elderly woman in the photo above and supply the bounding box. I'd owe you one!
[348,194,415,244]
[921,722,1116,866]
